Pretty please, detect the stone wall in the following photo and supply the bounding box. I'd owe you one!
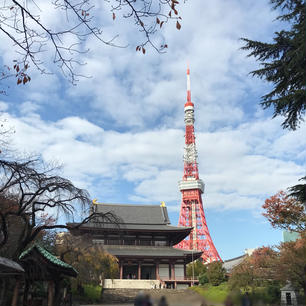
[103,279,161,289]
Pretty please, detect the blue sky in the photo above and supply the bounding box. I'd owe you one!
[0,0,305,260]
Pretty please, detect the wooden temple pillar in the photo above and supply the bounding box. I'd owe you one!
[171,261,175,280]
[11,277,21,306]
[119,260,123,279]
[184,263,187,280]
[137,261,142,280]
[47,280,55,306]
[155,260,160,280]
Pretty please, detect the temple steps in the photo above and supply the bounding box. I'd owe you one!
[102,288,205,305]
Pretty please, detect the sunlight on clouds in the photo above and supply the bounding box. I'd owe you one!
[3,109,305,212]
[0,0,304,217]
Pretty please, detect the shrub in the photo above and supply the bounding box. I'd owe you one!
[206,261,226,286]
[199,272,209,285]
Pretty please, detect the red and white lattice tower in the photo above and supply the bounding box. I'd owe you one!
[176,67,221,263]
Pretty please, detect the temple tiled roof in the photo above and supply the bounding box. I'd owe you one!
[73,222,192,232]
[67,204,193,244]
[19,244,78,275]
[222,254,246,272]
[93,203,171,225]
[103,245,202,261]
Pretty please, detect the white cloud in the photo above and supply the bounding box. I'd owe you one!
[0,102,8,112]
[0,0,304,216]
[19,101,40,115]
[2,109,304,212]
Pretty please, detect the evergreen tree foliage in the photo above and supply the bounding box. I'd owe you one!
[199,272,209,285]
[206,261,226,286]
[241,0,306,130]
[288,176,306,206]
[186,259,207,278]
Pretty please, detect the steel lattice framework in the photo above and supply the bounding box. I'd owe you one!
[176,67,221,263]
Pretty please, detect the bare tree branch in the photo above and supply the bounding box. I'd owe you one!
[0,157,120,259]
[0,0,183,87]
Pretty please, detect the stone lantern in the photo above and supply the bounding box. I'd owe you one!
[281,282,299,306]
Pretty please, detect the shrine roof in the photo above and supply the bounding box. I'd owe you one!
[93,203,171,225]
[19,244,77,277]
[0,257,24,275]
[103,245,203,261]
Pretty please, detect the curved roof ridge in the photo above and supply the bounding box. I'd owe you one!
[95,203,161,207]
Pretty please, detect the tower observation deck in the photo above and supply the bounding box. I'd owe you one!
[175,67,221,263]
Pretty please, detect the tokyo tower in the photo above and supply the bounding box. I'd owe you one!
[176,67,221,263]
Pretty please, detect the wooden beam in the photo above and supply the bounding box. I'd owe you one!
[47,280,54,306]
[11,277,21,306]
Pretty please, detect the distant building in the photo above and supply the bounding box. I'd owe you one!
[283,231,300,242]
[222,248,255,273]
[223,254,246,273]
[67,203,202,289]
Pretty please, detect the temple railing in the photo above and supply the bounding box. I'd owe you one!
[159,276,199,281]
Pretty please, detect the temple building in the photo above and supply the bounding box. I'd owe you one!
[67,202,202,289]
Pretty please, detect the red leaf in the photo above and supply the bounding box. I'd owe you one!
[17,78,22,85]
[160,21,164,28]
[156,17,160,24]
[142,47,146,54]
[176,21,181,30]
[113,12,116,20]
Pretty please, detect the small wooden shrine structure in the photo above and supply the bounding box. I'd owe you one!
[19,244,77,306]
[0,257,24,306]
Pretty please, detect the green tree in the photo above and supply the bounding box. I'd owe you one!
[206,261,226,286]
[242,0,306,130]
[288,177,306,208]
[199,272,209,285]
[186,259,207,278]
